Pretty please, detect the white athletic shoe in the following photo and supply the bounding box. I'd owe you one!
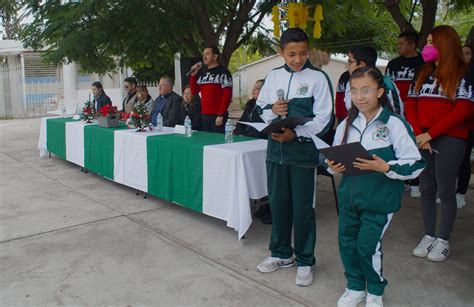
[427,238,450,262]
[410,186,421,198]
[436,198,441,205]
[366,293,383,307]
[257,256,294,273]
[456,193,466,209]
[295,266,314,286]
[337,289,366,307]
[412,235,436,257]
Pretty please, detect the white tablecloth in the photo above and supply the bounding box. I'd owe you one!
[65,121,96,167]
[38,116,59,157]
[114,128,175,192]
[39,118,269,238]
[203,139,268,239]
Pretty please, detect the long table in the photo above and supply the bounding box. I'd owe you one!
[38,117,268,238]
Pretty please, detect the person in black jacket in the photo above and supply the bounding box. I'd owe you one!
[91,81,112,111]
[234,79,266,139]
[178,86,203,131]
[234,79,272,224]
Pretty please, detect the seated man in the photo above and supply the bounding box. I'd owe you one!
[150,76,182,127]
[234,79,266,139]
[122,77,138,113]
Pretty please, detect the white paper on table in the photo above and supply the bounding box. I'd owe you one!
[174,125,185,134]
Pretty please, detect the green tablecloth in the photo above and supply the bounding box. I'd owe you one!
[84,123,128,179]
[147,132,254,212]
[46,117,78,159]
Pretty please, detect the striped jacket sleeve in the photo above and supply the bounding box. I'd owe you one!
[385,116,425,180]
[256,73,278,124]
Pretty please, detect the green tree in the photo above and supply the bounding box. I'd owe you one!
[0,0,23,39]
[20,0,278,81]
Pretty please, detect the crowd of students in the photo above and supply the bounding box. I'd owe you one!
[247,26,472,307]
[88,25,473,306]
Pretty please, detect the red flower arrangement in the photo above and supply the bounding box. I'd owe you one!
[97,104,119,117]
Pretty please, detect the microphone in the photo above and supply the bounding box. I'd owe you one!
[186,61,203,77]
[276,88,286,119]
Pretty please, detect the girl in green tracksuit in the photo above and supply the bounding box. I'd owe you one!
[327,67,425,307]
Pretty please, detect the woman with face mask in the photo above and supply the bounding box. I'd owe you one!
[405,25,473,262]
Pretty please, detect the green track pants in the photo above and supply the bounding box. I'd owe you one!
[338,205,393,296]
[267,161,316,267]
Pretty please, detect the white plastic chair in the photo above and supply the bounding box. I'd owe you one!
[47,99,79,116]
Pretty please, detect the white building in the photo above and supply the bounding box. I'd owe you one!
[233,53,388,101]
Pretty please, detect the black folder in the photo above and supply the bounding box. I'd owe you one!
[261,117,313,134]
[319,142,375,176]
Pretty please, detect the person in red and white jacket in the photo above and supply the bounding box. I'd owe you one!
[189,46,232,133]
[406,25,474,262]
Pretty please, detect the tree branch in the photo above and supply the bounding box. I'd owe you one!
[384,0,415,32]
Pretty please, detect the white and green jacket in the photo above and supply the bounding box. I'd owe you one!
[257,60,334,167]
[330,106,425,214]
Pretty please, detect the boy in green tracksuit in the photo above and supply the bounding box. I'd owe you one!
[256,28,334,287]
[327,67,425,307]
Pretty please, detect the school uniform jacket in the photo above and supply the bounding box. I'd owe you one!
[257,60,334,167]
[329,107,425,214]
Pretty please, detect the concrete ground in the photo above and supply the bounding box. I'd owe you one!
[0,118,473,307]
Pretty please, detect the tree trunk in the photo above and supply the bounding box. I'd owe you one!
[418,0,437,48]
[384,0,415,33]
[466,26,474,45]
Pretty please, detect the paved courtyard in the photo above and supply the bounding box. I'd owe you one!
[1,118,473,306]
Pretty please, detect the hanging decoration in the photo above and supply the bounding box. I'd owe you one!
[271,1,323,39]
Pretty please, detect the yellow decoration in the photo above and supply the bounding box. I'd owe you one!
[272,5,280,38]
[287,3,298,28]
[313,4,323,39]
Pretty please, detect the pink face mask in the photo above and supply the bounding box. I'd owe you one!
[422,45,439,62]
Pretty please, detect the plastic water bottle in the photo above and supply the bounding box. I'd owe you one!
[61,105,66,117]
[225,119,233,143]
[184,116,192,137]
[156,113,163,131]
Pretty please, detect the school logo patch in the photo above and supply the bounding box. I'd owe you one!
[372,124,390,142]
[297,83,309,96]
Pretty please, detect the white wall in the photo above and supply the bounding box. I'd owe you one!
[233,54,388,100]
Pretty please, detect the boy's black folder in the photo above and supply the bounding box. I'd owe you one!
[319,142,375,176]
[239,117,312,135]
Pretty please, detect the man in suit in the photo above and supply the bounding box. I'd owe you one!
[150,76,182,127]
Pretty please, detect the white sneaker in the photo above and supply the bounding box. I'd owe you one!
[295,266,313,286]
[412,235,436,257]
[436,198,441,205]
[337,289,366,307]
[257,256,294,273]
[427,238,450,262]
[410,186,421,198]
[456,193,466,209]
[366,293,383,307]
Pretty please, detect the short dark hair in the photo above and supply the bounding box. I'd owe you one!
[91,81,103,90]
[398,31,419,46]
[280,28,309,49]
[350,45,377,67]
[205,46,220,56]
[136,85,148,92]
[124,77,137,86]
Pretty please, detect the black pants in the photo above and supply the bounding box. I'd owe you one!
[202,113,228,134]
[456,130,474,195]
[419,136,465,240]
